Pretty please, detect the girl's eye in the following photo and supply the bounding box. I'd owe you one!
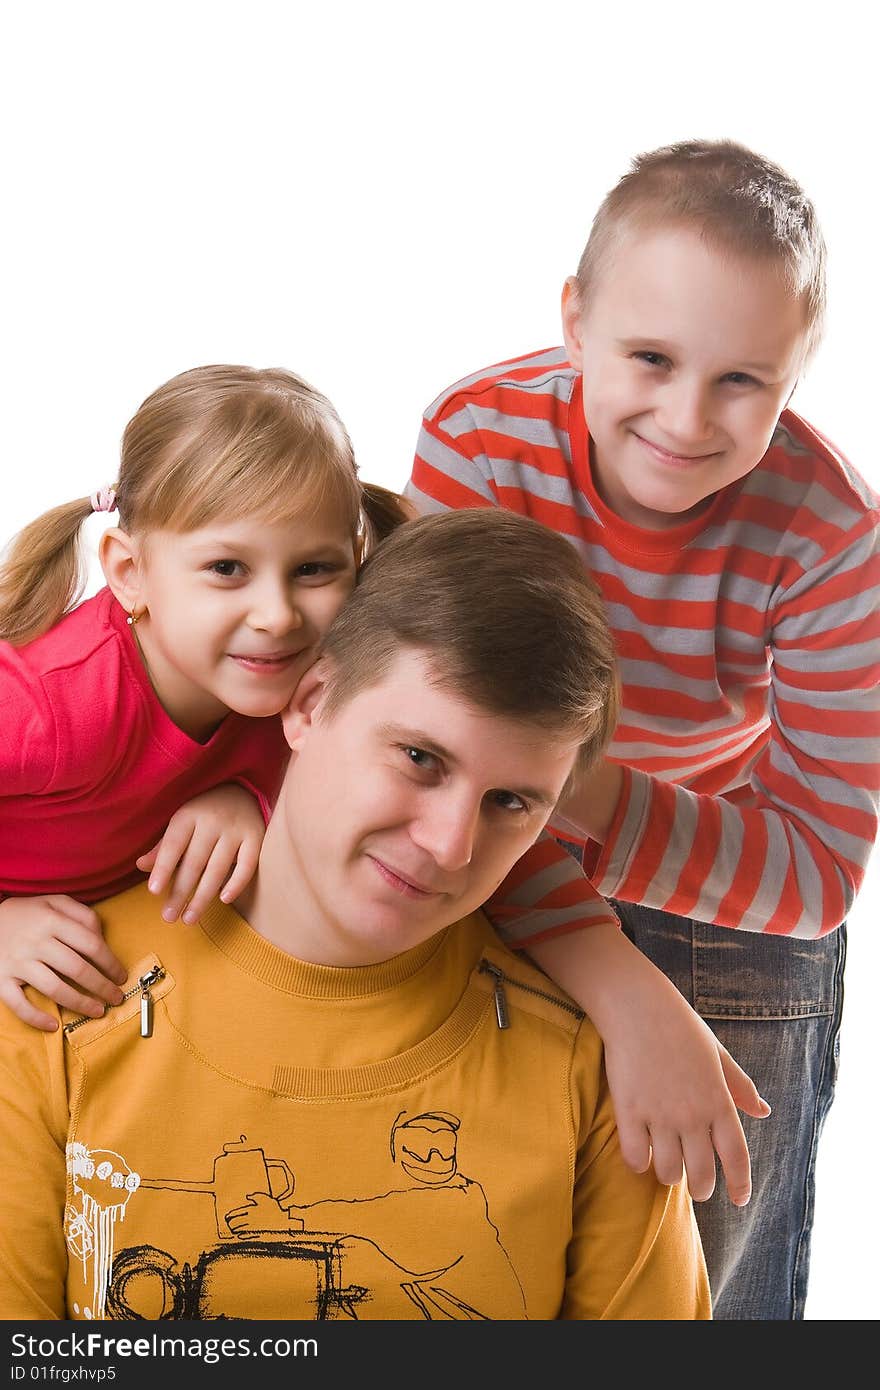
[633,351,670,369]
[208,560,244,578]
[489,790,528,814]
[296,561,336,579]
[723,371,760,387]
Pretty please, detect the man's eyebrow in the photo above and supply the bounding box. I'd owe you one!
[377,722,558,808]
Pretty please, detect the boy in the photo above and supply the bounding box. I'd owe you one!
[406,139,880,1319]
[0,509,709,1321]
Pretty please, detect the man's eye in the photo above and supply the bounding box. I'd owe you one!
[208,560,243,578]
[489,790,528,814]
[402,746,438,772]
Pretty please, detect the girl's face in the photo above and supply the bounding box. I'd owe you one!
[129,501,358,740]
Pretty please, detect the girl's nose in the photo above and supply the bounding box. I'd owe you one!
[247,586,304,636]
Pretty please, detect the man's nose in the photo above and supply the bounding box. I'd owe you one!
[411,794,480,872]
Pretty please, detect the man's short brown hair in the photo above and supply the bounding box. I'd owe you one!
[319,507,620,776]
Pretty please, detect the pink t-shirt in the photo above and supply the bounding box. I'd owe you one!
[0,588,290,901]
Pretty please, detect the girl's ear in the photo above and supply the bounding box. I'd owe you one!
[99,527,145,616]
[281,660,333,752]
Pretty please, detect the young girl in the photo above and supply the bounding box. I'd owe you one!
[0,363,407,1031]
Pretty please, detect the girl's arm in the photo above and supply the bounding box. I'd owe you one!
[0,896,126,1031]
[135,781,266,922]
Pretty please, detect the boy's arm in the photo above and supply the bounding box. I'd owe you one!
[410,413,880,937]
[0,1003,70,1316]
[563,1029,711,1320]
[563,513,880,934]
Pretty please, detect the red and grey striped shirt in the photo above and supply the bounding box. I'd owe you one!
[407,347,880,939]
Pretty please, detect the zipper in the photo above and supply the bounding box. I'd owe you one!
[478,959,584,1030]
[63,965,166,1037]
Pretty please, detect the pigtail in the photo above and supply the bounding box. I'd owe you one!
[0,497,95,645]
[358,482,413,558]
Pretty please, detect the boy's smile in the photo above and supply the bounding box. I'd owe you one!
[562,224,809,530]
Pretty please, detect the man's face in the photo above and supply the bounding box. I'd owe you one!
[129,503,357,740]
[269,650,581,966]
[562,223,809,530]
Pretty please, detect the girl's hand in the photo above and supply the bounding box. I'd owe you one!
[0,896,127,1032]
[136,783,265,924]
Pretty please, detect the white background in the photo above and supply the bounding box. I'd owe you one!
[2,1,877,1320]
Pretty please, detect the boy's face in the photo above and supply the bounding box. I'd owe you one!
[268,649,580,967]
[562,223,809,530]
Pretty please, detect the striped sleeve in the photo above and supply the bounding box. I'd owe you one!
[485,829,619,948]
[595,516,880,937]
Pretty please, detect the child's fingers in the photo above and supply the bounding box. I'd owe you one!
[45,896,103,931]
[217,839,261,907]
[135,843,160,873]
[613,1114,653,1176]
[718,1045,772,1118]
[712,1110,753,1208]
[679,1131,717,1203]
[39,939,126,1009]
[180,841,241,923]
[160,829,218,922]
[144,821,197,898]
[7,959,109,1020]
[0,978,59,1032]
[50,917,128,988]
[646,1126,684,1189]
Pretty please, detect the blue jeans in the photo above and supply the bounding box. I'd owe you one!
[610,900,846,1320]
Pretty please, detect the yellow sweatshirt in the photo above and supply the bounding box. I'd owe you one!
[0,883,710,1320]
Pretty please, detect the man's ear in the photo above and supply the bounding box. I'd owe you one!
[99,527,145,615]
[561,276,585,371]
[281,659,333,752]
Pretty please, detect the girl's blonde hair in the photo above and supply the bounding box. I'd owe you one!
[0,365,407,646]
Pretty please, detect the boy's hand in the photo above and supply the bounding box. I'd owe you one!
[529,924,771,1206]
[600,985,771,1206]
[0,896,127,1032]
[136,783,265,924]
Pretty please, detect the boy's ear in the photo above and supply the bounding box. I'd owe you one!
[561,277,585,371]
[99,527,145,615]
[281,659,334,752]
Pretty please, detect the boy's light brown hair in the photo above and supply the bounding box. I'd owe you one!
[319,507,620,777]
[574,138,827,361]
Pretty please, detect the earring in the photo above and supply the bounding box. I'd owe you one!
[127,607,142,627]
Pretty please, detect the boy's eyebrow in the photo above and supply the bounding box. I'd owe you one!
[617,337,781,374]
[377,722,557,808]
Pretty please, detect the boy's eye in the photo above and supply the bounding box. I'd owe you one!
[207,559,244,578]
[723,371,760,387]
[488,790,528,814]
[633,351,670,369]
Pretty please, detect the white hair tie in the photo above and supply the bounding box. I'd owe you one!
[90,484,118,514]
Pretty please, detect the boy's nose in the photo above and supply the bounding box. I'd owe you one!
[657,380,714,446]
[411,796,479,873]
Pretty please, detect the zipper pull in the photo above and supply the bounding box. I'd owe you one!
[139,966,161,1038]
[480,961,510,1030]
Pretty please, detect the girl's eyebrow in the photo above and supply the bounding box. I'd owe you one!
[184,535,352,558]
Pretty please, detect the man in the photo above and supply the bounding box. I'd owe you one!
[0,509,709,1321]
